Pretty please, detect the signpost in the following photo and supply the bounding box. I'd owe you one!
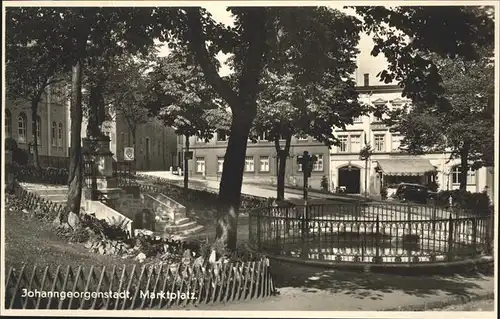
[297,151,317,257]
[124,147,135,161]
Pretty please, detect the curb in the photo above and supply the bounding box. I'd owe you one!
[382,291,495,311]
[246,245,494,276]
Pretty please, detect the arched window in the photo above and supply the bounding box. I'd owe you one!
[51,122,57,146]
[5,109,12,137]
[58,122,64,147]
[17,112,27,142]
[451,165,476,185]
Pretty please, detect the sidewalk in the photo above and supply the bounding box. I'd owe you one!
[178,261,495,311]
[138,171,359,202]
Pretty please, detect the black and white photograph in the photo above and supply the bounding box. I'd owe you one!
[1,0,497,316]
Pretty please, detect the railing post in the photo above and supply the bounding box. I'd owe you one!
[471,217,477,257]
[447,213,454,261]
[256,208,262,250]
[375,215,380,262]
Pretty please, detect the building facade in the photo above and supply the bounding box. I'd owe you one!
[330,79,494,198]
[90,114,178,171]
[182,133,331,190]
[4,82,70,158]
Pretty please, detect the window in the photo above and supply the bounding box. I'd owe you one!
[196,136,205,143]
[245,156,255,172]
[217,157,224,173]
[6,109,12,137]
[196,157,205,173]
[51,122,57,146]
[338,136,348,152]
[391,134,403,151]
[313,154,324,171]
[350,135,361,153]
[258,131,269,141]
[298,154,323,172]
[58,122,63,147]
[217,130,227,142]
[374,134,385,152]
[259,156,270,172]
[17,113,27,142]
[451,166,476,185]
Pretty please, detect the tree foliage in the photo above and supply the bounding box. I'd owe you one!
[384,50,494,190]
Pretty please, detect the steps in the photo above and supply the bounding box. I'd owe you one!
[20,183,68,204]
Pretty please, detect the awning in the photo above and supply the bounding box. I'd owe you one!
[376,158,436,176]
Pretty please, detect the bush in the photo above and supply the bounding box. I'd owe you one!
[380,186,388,200]
[5,137,18,151]
[435,189,491,214]
[12,148,30,166]
[320,175,329,192]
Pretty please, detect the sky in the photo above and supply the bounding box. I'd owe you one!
[157,4,389,86]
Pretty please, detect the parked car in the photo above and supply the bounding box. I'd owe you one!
[395,183,437,204]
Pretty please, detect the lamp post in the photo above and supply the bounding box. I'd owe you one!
[297,151,317,256]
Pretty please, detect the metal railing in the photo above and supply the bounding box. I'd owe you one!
[249,202,493,264]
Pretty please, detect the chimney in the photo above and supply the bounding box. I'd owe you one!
[363,73,369,87]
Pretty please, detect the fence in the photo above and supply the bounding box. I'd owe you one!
[38,155,70,169]
[5,257,276,310]
[249,202,494,264]
[113,161,138,187]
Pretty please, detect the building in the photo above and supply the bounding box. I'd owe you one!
[4,82,70,158]
[182,133,330,190]
[83,113,178,171]
[330,75,494,198]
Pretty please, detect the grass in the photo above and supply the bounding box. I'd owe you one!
[4,206,136,272]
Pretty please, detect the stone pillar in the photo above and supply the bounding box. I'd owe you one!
[82,136,122,206]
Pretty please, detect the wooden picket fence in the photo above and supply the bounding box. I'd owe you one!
[5,258,276,310]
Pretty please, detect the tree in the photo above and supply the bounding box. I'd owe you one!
[249,7,363,200]
[383,50,494,191]
[359,140,374,197]
[6,7,166,227]
[146,50,223,191]
[5,38,68,168]
[164,5,493,251]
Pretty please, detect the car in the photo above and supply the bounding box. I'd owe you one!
[395,183,437,204]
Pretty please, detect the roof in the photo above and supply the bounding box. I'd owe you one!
[376,158,436,176]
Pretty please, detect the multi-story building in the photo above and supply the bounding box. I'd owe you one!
[181,133,330,190]
[5,82,70,158]
[83,113,178,171]
[330,74,494,198]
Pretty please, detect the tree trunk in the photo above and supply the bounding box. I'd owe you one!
[274,135,291,201]
[459,145,470,191]
[185,8,268,253]
[131,129,136,170]
[57,58,84,228]
[30,98,41,169]
[215,113,254,252]
[183,135,190,191]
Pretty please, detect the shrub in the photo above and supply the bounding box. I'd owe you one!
[435,189,491,214]
[320,175,329,193]
[12,148,30,165]
[380,186,388,200]
[5,137,18,151]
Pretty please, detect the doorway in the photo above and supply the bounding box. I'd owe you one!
[338,166,361,194]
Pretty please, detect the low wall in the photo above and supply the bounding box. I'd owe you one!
[84,200,133,236]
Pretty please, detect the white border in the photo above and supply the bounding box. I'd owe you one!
[1,1,498,318]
